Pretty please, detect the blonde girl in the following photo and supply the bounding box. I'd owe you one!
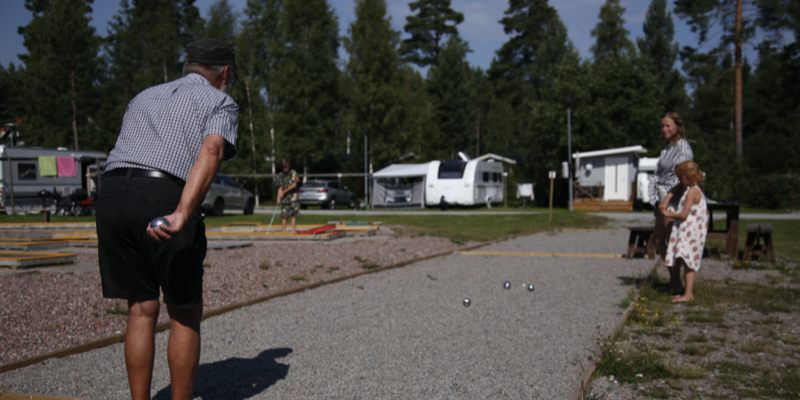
[658,161,708,303]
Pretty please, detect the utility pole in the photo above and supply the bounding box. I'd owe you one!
[270,128,275,176]
[347,130,351,155]
[364,131,369,209]
[567,95,573,212]
[734,0,743,160]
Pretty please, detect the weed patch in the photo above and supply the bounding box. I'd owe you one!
[290,274,306,281]
[740,340,775,354]
[105,301,128,316]
[259,264,270,270]
[680,344,717,356]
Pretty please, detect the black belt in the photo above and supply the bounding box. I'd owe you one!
[104,168,184,184]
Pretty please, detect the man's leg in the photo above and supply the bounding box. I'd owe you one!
[290,216,296,233]
[166,303,203,400]
[125,299,161,400]
[281,216,288,232]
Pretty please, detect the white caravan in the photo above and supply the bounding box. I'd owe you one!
[370,153,515,209]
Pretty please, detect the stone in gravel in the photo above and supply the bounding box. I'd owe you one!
[503,281,511,289]
[463,298,471,307]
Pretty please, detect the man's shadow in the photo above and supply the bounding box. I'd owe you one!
[153,347,292,400]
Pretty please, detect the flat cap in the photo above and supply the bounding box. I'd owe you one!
[186,38,236,69]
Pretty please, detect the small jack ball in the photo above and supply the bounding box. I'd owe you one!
[527,284,535,292]
[150,217,170,229]
[503,281,511,289]
[463,298,471,307]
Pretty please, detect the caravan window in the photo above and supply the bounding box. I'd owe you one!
[483,172,489,182]
[438,161,466,179]
[18,163,37,180]
[493,172,500,182]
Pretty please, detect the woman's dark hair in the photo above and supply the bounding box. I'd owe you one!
[662,111,685,144]
[280,157,291,169]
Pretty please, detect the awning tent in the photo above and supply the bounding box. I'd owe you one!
[371,162,431,209]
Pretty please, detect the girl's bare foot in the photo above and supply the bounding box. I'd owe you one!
[672,295,694,303]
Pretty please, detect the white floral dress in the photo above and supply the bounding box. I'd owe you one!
[665,186,709,271]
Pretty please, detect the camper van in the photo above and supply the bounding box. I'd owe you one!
[424,159,505,207]
[370,154,514,209]
[0,146,107,213]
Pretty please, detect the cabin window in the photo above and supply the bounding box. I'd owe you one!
[492,172,500,182]
[18,163,37,180]
[438,161,466,179]
[483,172,489,182]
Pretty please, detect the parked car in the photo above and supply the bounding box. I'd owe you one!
[202,173,255,215]
[298,179,358,209]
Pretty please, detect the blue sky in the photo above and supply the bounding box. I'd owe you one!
[0,0,761,72]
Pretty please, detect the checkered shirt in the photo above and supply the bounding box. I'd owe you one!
[105,73,238,180]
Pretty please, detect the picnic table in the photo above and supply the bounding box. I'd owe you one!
[707,203,740,260]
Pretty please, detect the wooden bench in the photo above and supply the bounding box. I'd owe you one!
[627,226,655,259]
[743,224,775,261]
[707,203,740,260]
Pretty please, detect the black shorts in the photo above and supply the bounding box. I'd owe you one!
[97,175,206,308]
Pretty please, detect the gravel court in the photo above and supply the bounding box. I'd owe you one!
[1,230,652,399]
[484,229,631,255]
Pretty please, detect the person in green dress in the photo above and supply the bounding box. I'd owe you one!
[276,157,300,233]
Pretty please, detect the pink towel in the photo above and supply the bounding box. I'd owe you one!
[56,157,77,177]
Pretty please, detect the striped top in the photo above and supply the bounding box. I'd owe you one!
[648,138,693,206]
[105,73,238,181]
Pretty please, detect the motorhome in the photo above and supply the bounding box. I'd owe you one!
[0,146,107,213]
[370,153,515,209]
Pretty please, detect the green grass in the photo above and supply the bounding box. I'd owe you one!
[0,210,605,243]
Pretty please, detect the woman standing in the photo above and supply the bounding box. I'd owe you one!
[649,111,694,294]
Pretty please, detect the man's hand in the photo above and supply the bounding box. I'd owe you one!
[146,212,188,243]
[144,134,225,243]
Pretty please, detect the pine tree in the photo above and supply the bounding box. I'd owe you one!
[270,0,340,166]
[489,0,558,105]
[637,0,686,114]
[203,0,237,43]
[590,0,635,60]
[18,0,101,150]
[0,64,24,129]
[426,36,474,159]
[100,0,203,150]
[343,0,407,168]
[399,0,464,67]
[674,0,757,159]
[489,1,581,174]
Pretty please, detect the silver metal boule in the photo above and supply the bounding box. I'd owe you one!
[527,283,535,292]
[503,281,511,289]
[150,217,170,229]
[463,298,471,307]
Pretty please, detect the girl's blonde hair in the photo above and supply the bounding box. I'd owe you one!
[675,161,704,186]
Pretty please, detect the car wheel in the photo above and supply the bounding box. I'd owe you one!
[328,198,336,210]
[244,198,255,215]
[349,197,358,210]
[212,198,224,216]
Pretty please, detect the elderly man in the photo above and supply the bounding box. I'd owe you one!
[96,39,238,400]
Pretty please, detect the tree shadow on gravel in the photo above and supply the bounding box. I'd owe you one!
[153,347,292,400]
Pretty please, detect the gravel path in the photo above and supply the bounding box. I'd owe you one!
[0,235,476,366]
[0,230,652,399]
